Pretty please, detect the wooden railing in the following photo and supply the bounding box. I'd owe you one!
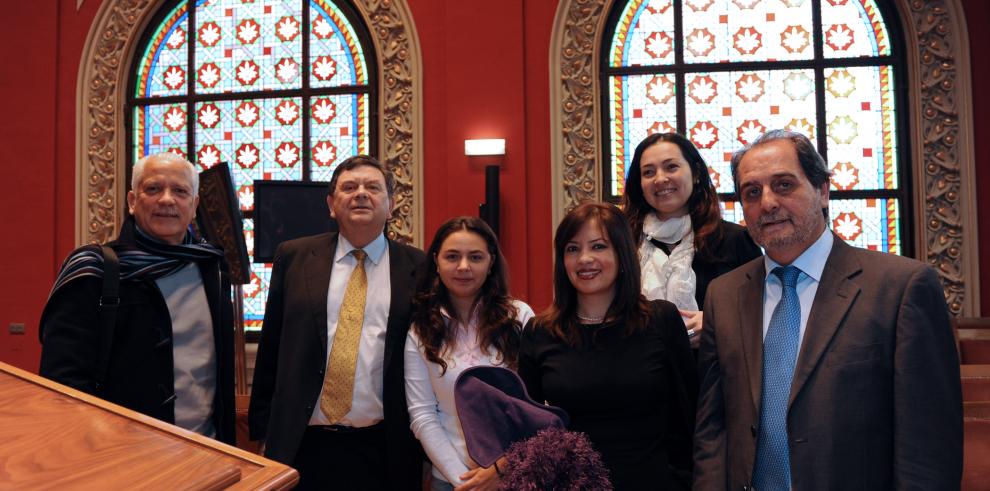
[0,362,298,490]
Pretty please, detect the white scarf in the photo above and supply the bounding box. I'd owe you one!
[639,213,698,311]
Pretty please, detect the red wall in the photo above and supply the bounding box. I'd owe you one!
[0,0,987,372]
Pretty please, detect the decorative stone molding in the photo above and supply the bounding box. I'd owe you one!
[548,0,608,224]
[76,0,424,247]
[549,0,979,315]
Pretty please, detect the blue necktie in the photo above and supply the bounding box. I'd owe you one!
[753,265,802,491]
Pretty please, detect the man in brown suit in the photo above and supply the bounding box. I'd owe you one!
[693,130,962,490]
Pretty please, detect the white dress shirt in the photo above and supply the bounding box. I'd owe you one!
[762,229,833,351]
[404,300,535,485]
[308,233,391,427]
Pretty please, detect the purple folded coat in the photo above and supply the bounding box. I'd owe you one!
[453,366,569,468]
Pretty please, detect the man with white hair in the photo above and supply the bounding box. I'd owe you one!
[40,152,236,444]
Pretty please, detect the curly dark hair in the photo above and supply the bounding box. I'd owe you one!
[411,216,521,374]
[537,202,651,347]
[621,132,724,261]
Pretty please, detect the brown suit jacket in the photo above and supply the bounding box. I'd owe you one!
[693,235,962,490]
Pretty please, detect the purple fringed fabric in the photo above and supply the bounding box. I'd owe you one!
[498,427,612,491]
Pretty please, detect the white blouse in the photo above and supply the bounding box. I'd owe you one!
[404,299,535,485]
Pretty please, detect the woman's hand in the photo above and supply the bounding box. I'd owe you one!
[680,309,703,349]
[454,457,505,491]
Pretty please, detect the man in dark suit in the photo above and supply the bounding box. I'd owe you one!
[249,155,424,490]
[693,130,962,490]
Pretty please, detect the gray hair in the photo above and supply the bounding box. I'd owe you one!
[132,152,199,197]
[730,129,832,192]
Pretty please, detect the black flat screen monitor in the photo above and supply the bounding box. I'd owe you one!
[253,180,336,262]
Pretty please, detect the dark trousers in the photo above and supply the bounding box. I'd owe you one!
[292,424,387,491]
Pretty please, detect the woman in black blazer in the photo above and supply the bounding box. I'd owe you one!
[622,132,761,348]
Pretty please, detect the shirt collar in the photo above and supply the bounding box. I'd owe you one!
[335,232,388,265]
[763,227,833,283]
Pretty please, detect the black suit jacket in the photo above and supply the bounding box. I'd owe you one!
[249,232,424,489]
[691,220,762,307]
[693,235,963,490]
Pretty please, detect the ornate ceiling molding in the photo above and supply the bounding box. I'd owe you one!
[548,0,979,315]
[76,0,423,247]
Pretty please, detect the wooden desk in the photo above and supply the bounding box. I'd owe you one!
[0,362,298,490]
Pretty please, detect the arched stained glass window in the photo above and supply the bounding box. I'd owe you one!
[128,0,377,330]
[602,0,909,255]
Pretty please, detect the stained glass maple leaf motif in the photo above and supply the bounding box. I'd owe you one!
[826,69,855,98]
[236,101,260,127]
[733,27,762,55]
[236,143,260,169]
[275,58,299,83]
[781,25,810,54]
[786,118,814,138]
[647,0,672,14]
[685,0,714,12]
[828,115,858,144]
[163,106,186,131]
[313,141,337,166]
[197,103,221,128]
[237,19,261,44]
[648,121,676,135]
[783,71,814,101]
[163,66,185,90]
[646,75,675,104]
[237,185,253,208]
[276,16,301,42]
[313,56,337,81]
[737,119,766,145]
[236,60,261,86]
[197,63,221,88]
[833,212,862,241]
[275,142,300,167]
[166,28,186,50]
[243,271,260,297]
[687,28,715,57]
[825,24,854,51]
[275,100,300,125]
[312,98,337,123]
[198,22,221,47]
[197,145,222,168]
[735,73,764,102]
[313,17,334,39]
[831,162,859,190]
[690,121,719,148]
[689,75,717,104]
[645,32,673,59]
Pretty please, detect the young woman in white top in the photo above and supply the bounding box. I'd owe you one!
[404,216,534,491]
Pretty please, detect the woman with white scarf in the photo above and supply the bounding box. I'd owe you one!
[622,133,761,349]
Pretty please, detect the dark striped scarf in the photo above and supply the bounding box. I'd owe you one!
[48,219,224,299]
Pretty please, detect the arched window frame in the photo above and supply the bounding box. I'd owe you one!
[75,0,424,248]
[549,0,979,315]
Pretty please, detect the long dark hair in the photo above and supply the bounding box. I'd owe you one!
[622,132,723,260]
[411,216,520,373]
[537,202,651,346]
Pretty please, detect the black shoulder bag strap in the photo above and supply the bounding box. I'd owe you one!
[96,245,120,391]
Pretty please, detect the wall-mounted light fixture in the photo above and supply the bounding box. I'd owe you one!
[464,139,505,237]
[464,138,506,157]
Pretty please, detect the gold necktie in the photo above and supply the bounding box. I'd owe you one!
[320,249,368,424]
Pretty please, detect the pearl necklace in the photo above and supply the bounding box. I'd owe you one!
[576,312,606,323]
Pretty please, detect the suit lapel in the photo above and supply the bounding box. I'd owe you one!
[306,233,337,359]
[739,260,767,414]
[788,236,861,408]
[382,241,416,378]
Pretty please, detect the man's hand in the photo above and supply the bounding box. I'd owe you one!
[680,309,703,349]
